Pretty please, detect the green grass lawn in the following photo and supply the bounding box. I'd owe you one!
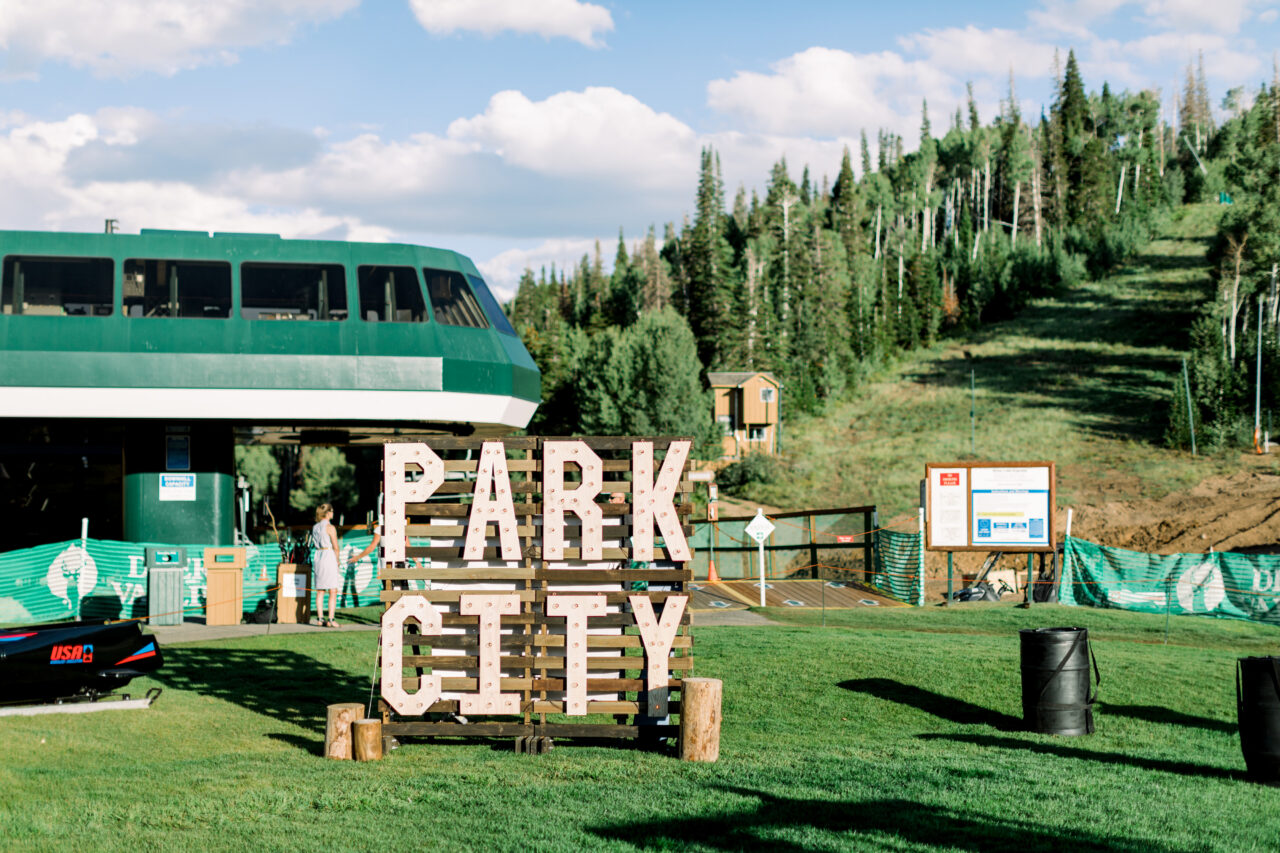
[3,604,1278,851]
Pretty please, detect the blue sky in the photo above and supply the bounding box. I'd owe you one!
[0,0,1275,295]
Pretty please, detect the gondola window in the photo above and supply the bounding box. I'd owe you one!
[123,259,231,318]
[358,265,426,322]
[241,263,347,321]
[2,256,114,316]
[424,269,488,328]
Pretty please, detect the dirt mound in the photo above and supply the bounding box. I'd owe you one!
[1067,462,1280,555]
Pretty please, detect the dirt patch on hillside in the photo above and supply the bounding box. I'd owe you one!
[1064,461,1280,555]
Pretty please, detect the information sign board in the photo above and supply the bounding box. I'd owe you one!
[924,462,1054,552]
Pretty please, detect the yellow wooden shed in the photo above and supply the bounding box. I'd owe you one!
[707,371,781,460]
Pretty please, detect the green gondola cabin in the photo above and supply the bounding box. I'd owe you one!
[0,228,540,548]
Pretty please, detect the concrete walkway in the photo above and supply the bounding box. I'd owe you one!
[691,609,776,626]
[145,606,776,644]
[147,619,377,644]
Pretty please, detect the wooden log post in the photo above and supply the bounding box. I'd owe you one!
[353,718,384,761]
[325,702,364,760]
[679,677,723,762]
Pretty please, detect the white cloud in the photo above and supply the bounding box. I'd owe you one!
[0,108,387,241]
[1138,0,1263,34]
[1028,0,1130,39]
[447,87,698,186]
[408,0,613,48]
[1118,32,1262,78]
[899,27,1058,80]
[1260,9,1279,22]
[477,237,599,299]
[50,180,390,241]
[706,47,956,141]
[228,131,476,205]
[0,0,357,77]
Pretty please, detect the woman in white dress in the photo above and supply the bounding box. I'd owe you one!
[312,503,342,627]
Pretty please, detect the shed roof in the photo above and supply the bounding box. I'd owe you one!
[706,371,779,388]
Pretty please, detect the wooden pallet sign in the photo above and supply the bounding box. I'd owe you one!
[377,436,695,744]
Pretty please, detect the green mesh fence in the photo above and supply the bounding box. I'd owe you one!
[1061,536,1280,626]
[874,528,925,606]
[0,534,380,625]
[689,515,924,605]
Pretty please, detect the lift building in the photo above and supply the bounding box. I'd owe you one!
[0,228,540,549]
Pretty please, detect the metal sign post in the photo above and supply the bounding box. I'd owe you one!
[744,509,775,608]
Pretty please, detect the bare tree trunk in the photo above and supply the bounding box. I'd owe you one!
[897,249,904,316]
[1228,235,1247,363]
[1158,119,1165,177]
[1031,139,1043,249]
[873,205,882,260]
[953,183,960,248]
[982,158,991,232]
[1115,163,1127,214]
[745,245,761,367]
[780,195,797,354]
[1133,127,1143,192]
[971,229,981,262]
[1011,181,1021,248]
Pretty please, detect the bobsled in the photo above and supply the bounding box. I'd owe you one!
[0,620,162,704]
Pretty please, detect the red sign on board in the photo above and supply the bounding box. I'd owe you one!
[939,473,960,486]
[836,535,857,544]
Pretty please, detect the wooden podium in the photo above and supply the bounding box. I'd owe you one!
[276,563,311,624]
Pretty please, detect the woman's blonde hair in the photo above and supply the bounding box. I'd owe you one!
[315,503,333,522]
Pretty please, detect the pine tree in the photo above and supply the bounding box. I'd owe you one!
[829,145,862,269]
[684,147,735,367]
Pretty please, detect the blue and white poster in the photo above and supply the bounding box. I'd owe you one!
[969,466,1051,548]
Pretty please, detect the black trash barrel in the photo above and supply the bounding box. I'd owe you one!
[1019,626,1098,735]
[1238,656,1280,783]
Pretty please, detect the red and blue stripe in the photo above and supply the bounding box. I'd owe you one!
[115,641,157,666]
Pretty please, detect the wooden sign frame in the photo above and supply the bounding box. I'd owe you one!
[377,436,694,744]
[924,461,1055,553]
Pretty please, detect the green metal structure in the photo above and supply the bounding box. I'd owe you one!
[0,228,540,547]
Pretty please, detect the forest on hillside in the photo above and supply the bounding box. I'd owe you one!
[244,50,1280,521]
[1166,66,1280,451]
[509,50,1210,453]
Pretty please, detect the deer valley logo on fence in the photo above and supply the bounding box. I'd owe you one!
[377,437,695,742]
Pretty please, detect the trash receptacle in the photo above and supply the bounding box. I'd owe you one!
[1019,626,1099,735]
[1238,656,1280,783]
[205,547,246,626]
[145,546,187,627]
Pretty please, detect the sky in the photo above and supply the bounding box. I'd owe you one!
[0,0,1276,297]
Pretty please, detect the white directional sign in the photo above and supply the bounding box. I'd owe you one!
[744,509,775,607]
[745,509,775,543]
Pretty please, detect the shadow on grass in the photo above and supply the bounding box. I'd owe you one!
[154,646,371,734]
[925,346,1179,442]
[588,787,1181,852]
[838,678,1022,731]
[1098,702,1237,734]
[266,731,324,755]
[919,733,1238,781]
